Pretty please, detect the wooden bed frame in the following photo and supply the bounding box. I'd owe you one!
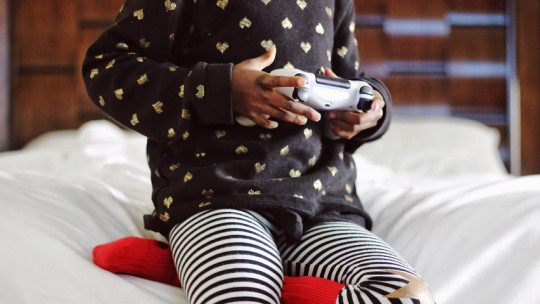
[2,0,540,174]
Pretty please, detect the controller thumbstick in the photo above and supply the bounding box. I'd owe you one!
[357,98,373,112]
[357,85,374,112]
[360,85,373,96]
[292,73,309,102]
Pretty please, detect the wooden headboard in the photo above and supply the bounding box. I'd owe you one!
[4,0,540,174]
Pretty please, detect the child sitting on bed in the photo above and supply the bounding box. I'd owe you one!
[83,0,434,303]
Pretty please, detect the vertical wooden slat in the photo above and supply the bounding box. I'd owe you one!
[11,0,80,149]
[517,0,540,175]
[0,0,11,151]
[0,0,9,150]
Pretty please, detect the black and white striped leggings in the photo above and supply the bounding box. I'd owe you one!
[169,209,433,304]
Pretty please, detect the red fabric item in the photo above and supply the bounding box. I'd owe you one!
[92,237,180,287]
[281,276,345,304]
[93,237,345,303]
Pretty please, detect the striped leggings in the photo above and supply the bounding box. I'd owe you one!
[169,209,433,304]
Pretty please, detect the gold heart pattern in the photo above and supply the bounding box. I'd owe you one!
[282,17,293,29]
[163,196,173,208]
[260,40,274,51]
[196,85,205,99]
[130,114,139,126]
[300,42,311,53]
[85,0,365,229]
[304,128,313,139]
[239,17,252,29]
[216,42,229,53]
[164,0,176,11]
[152,101,164,114]
[337,46,348,58]
[133,9,144,20]
[216,0,228,10]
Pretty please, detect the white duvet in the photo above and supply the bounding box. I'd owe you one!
[0,118,538,304]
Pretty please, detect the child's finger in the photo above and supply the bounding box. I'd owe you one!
[244,44,277,71]
[257,74,306,89]
[251,114,279,129]
[324,68,339,78]
[271,93,321,122]
[327,111,363,126]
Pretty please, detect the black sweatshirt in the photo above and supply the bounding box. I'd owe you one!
[82,0,392,239]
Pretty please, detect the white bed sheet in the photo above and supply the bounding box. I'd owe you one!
[0,118,539,304]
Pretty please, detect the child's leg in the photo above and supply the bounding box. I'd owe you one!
[93,236,345,303]
[169,209,283,304]
[279,221,435,304]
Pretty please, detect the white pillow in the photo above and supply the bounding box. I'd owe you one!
[356,116,508,176]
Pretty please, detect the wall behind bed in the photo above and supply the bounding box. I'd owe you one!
[3,0,540,174]
[353,0,539,175]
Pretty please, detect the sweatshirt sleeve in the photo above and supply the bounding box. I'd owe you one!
[82,0,234,143]
[331,0,393,153]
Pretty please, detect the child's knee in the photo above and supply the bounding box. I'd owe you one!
[341,269,435,304]
[383,270,435,304]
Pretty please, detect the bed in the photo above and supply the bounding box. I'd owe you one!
[0,116,539,304]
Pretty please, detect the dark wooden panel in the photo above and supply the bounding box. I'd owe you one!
[387,36,447,61]
[14,0,77,67]
[80,0,124,22]
[354,0,386,16]
[448,0,505,13]
[12,74,78,148]
[448,78,507,111]
[449,28,506,61]
[387,0,446,18]
[0,0,9,150]
[517,0,540,175]
[355,28,387,63]
[385,76,506,113]
[384,76,448,105]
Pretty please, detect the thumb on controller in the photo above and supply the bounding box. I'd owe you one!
[243,44,276,71]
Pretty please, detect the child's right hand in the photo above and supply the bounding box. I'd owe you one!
[231,45,321,129]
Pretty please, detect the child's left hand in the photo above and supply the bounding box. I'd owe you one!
[324,69,385,140]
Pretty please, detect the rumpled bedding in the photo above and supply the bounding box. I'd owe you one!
[0,118,538,304]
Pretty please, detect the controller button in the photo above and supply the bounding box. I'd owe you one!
[293,87,309,102]
[357,98,373,112]
[360,85,373,95]
[294,73,309,83]
[292,73,309,102]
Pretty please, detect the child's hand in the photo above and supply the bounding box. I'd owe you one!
[324,68,385,139]
[231,45,321,129]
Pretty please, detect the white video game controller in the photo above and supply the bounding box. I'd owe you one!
[270,68,374,113]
